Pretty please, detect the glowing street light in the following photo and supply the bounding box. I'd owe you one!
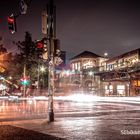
[9,76,12,80]
[88,71,93,76]
[40,66,45,72]
[104,52,108,57]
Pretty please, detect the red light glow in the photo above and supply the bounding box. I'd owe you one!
[8,17,14,23]
[37,42,43,48]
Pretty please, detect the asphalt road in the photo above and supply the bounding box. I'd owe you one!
[1,95,140,140]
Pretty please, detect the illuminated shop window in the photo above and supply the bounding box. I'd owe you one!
[117,85,125,95]
[72,63,74,70]
[75,63,78,70]
[138,81,140,86]
[77,62,81,71]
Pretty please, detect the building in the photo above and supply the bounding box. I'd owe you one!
[0,37,11,73]
[98,48,140,96]
[55,51,66,91]
[60,51,107,94]
[60,48,140,96]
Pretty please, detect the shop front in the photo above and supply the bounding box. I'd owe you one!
[131,79,140,96]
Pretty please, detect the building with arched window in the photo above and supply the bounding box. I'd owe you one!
[62,51,107,94]
[98,48,140,96]
[60,48,140,96]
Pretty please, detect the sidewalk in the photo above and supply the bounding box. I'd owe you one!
[0,114,140,140]
[0,125,64,140]
[2,116,140,140]
[2,119,68,140]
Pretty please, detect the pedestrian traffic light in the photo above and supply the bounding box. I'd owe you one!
[7,14,17,34]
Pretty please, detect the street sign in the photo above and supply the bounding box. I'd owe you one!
[42,11,48,35]
[42,52,48,60]
[54,57,63,66]
[19,0,28,15]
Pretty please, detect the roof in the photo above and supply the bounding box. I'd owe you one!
[106,48,140,63]
[70,51,101,60]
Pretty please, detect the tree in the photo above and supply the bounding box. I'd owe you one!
[15,31,37,82]
[13,31,48,89]
[17,31,36,61]
[0,44,7,55]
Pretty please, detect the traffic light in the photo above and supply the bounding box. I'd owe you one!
[54,39,61,57]
[36,38,49,60]
[42,38,49,60]
[36,40,43,49]
[36,38,48,49]
[36,40,44,59]
[20,77,29,85]
[42,38,48,49]
[7,14,17,34]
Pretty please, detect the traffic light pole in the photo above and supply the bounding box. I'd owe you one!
[8,0,56,122]
[47,0,55,122]
[48,38,55,122]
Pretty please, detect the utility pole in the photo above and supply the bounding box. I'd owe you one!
[47,0,56,122]
[23,64,26,96]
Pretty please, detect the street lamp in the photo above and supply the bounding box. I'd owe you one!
[37,65,45,92]
[40,66,45,89]
[88,71,93,76]
[40,66,45,72]
[9,76,12,80]
[104,52,108,57]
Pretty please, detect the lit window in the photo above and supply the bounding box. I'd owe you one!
[117,85,125,95]
[78,62,81,71]
[75,63,78,70]
[72,63,74,70]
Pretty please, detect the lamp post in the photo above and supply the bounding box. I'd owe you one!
[23,64,26,96]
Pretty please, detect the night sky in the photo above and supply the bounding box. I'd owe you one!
[0,0,140,61]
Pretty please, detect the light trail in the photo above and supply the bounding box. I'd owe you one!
[32,94,140,104]
[1,94,140,105]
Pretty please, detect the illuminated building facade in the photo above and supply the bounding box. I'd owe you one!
[64,51,107,94]
[0,37,10,73]
[98,48,140,96]
[63,48,140,96]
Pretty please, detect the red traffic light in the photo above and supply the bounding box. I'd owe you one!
[7,14,17,34]
[37,41,43,49]
[7,17,14,23]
